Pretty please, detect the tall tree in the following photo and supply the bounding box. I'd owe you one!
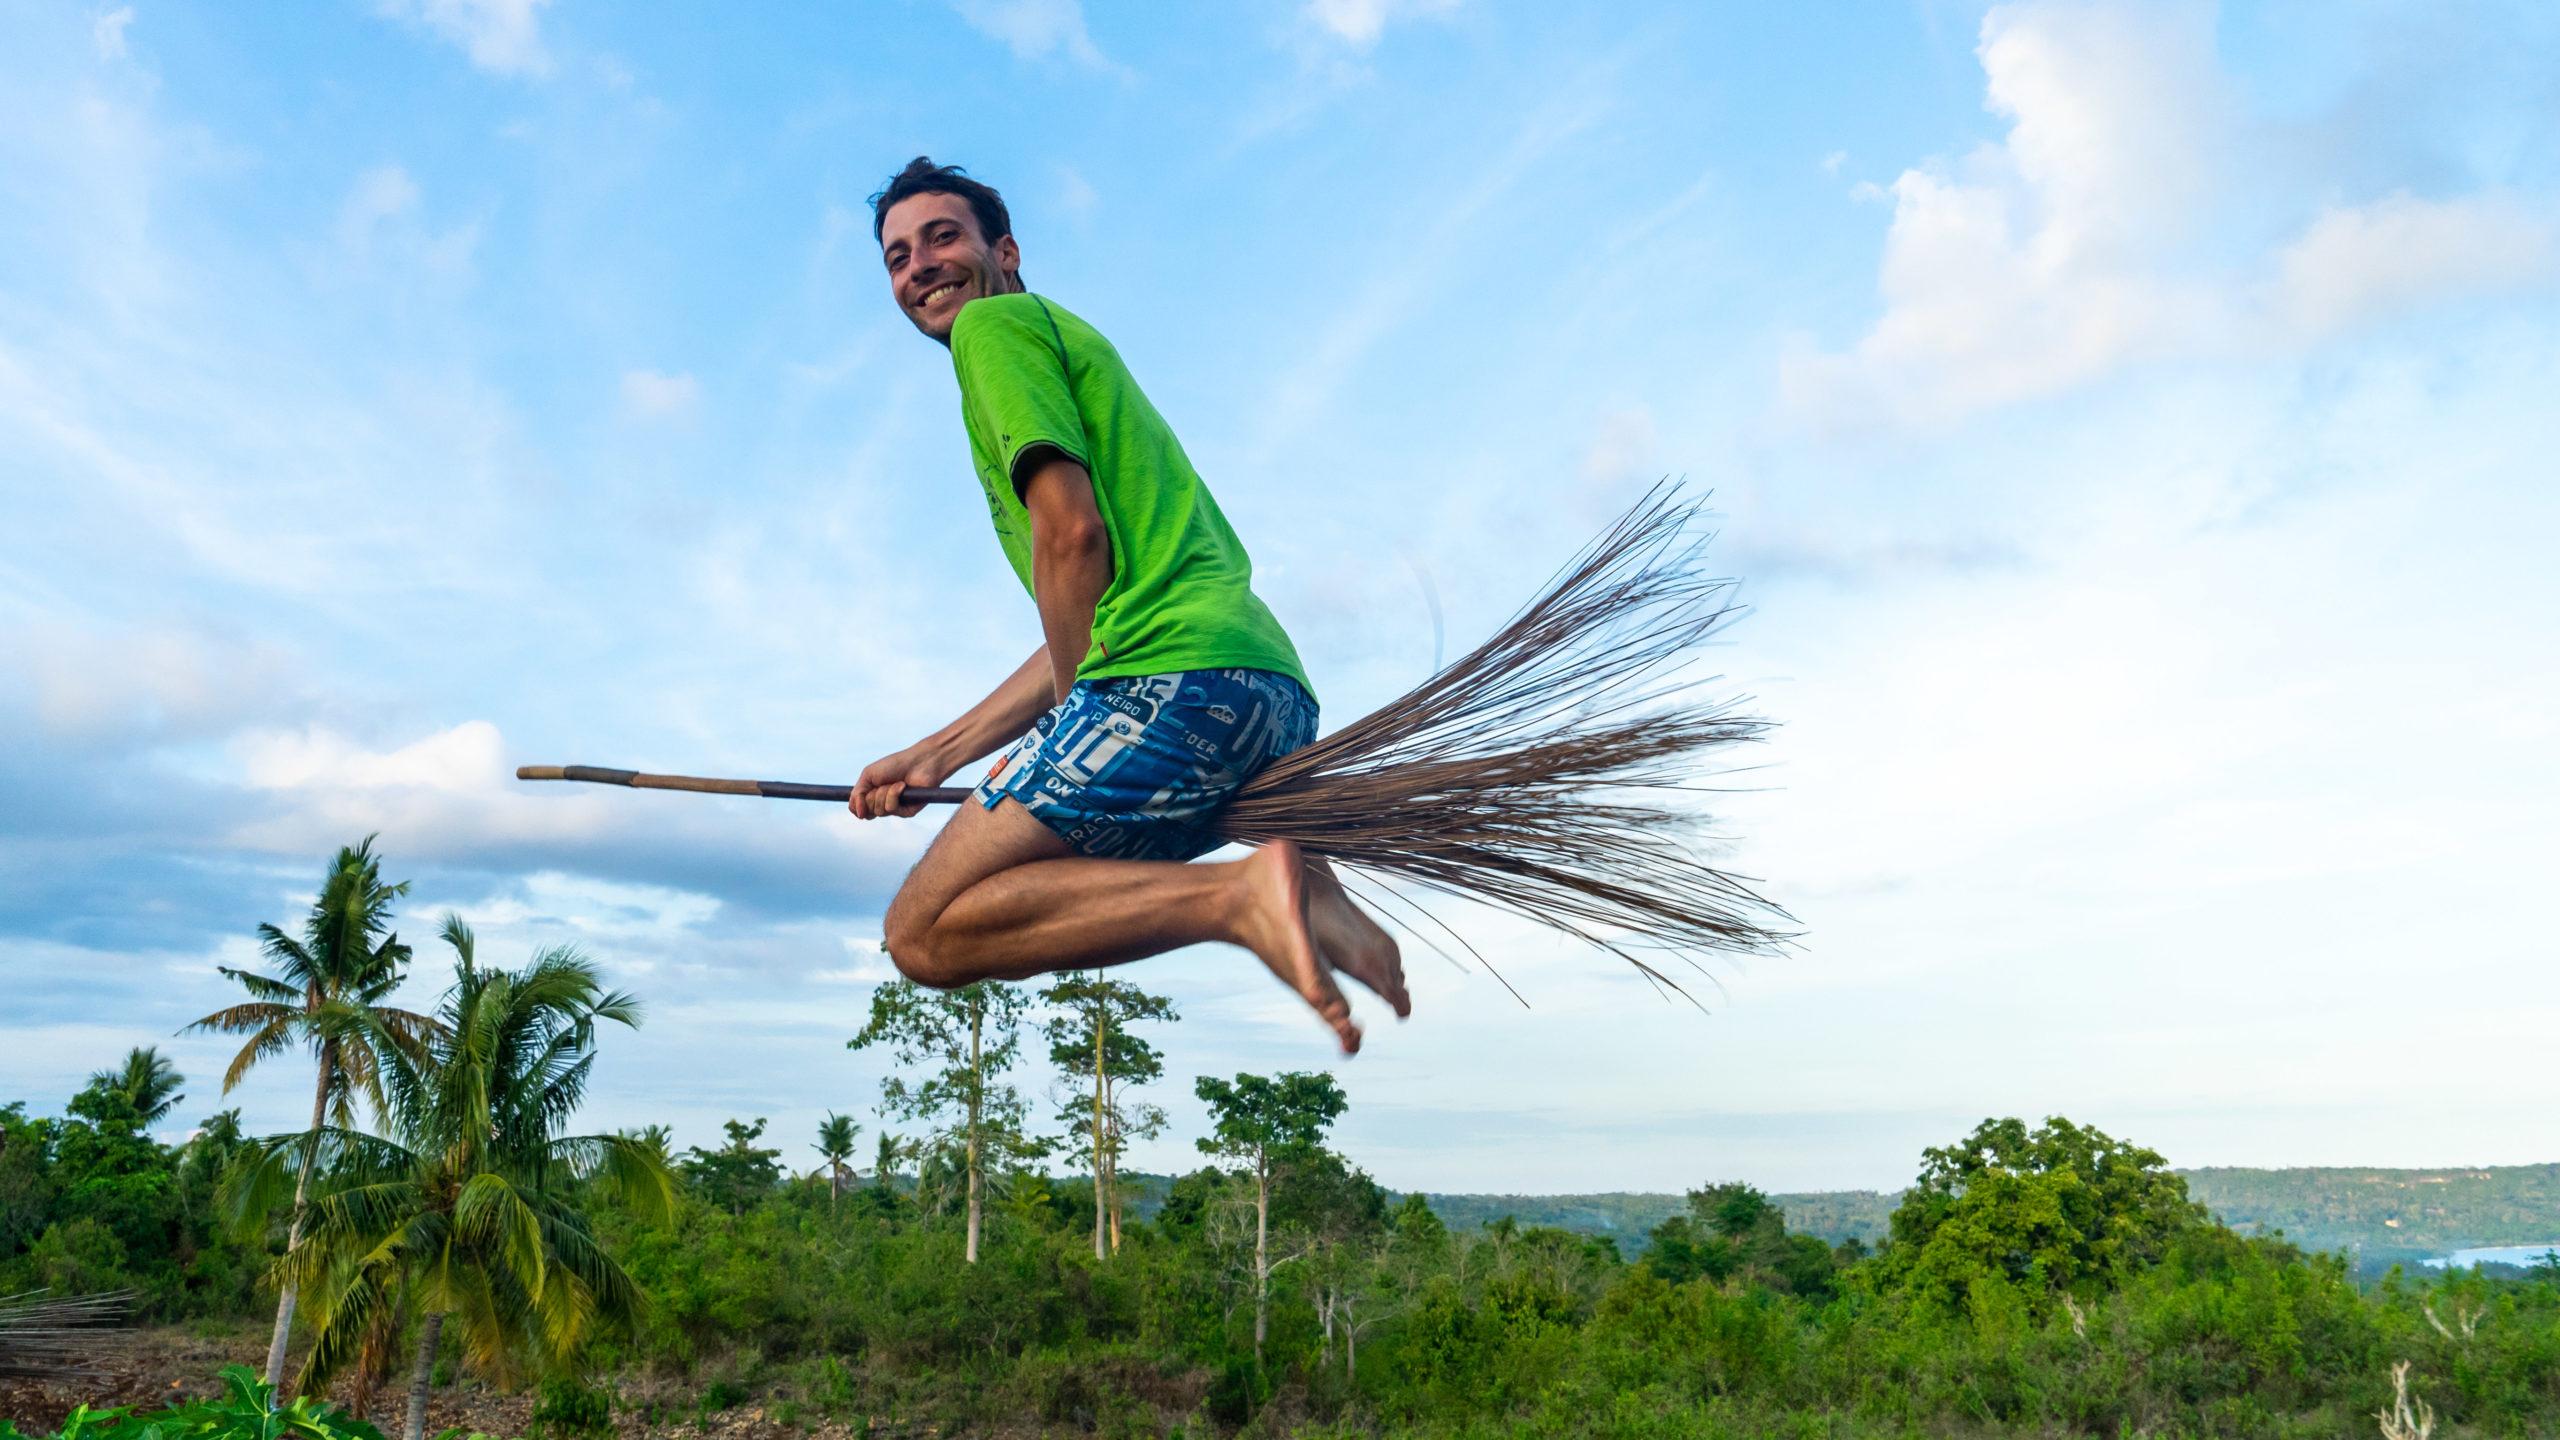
[84,1047,185,1127]
[850,981,1034,1263]
[1038,972,1177,1260]
[812,1113,860,1217]
[185,837,437,1389]
[229,917,674,1440]
[1194,1070,1348,1360]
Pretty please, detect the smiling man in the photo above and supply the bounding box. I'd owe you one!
[850,157,1408,1053]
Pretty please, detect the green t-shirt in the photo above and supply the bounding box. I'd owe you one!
[949,292,1311,696]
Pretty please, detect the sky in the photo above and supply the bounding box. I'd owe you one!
[3,0,2555,1197]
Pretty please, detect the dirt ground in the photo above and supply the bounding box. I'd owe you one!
[0,1324,951,1440]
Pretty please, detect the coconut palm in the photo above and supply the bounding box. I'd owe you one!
[231,916,673,1440]
[84,1046,185,1126]
[812,1113,859,1217]
[871,1130,914,1195]
[185,837,438,1387]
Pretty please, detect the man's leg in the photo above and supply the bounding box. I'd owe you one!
[883,796,1366,1051]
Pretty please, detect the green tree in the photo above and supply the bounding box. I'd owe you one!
[229,917,674,1440]
[812,1113,859,1217]
[1194,1069,1348,1360]
[682,1119,783,1215]
[870,1130,914,1194]
[850,980,1036,1263]
[1038,971,1177,1260]
[1872,1114,2203,1313]
[185,837,437,1387]
[84,1047,185,1127]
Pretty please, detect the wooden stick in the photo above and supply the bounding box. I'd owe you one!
[516,765,971,807]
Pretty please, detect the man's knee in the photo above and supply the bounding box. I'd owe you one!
[882,897,961,989]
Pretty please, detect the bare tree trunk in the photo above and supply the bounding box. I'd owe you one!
[402,1310,445,1440]
[1091,1009,1108,1262]
[1253,1152,1271,1360]
[964,1000,983,1265]
[266,1043,332,1389]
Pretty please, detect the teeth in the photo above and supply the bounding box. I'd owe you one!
[921,284,960,307]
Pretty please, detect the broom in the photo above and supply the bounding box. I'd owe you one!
[519,484,1792,987]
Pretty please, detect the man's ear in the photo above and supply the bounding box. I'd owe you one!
[995,234,1022,279]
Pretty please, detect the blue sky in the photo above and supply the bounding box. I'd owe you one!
[3,0,2555,1195]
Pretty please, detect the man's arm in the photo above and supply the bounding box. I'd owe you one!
[851,647,1052,819]
[1019,450,1113,701]
[850,452,1113,821]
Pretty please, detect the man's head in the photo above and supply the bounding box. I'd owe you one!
[871,157,1023,344]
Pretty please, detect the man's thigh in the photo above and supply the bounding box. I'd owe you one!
[888,794,1074,936]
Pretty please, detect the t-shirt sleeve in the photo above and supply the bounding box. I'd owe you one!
[951,299,1089,499]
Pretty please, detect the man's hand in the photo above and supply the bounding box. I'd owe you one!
[851,742,957,820]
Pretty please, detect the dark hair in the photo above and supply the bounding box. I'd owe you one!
[869,156,1012,245]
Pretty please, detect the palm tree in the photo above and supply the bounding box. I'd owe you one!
[871,1130,913,1195]
[185,837,438,1388]
[85,1046,185,1125]
[231,917,674,1440]
[812,1113,859,1217]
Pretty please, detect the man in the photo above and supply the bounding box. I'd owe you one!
[850,157,1408,1053]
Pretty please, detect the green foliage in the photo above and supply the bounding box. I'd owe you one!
[1193,1071,1346,1176]
[1871,1114,2205,1313]
[527,1377,612,1439]
[683,1118,784,1215]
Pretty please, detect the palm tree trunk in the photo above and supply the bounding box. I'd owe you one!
[1091,1009,1107,1262]
[964,999,983,1265]
[266,1049,332,1388]
[1249,1153,1269,1352]
[403,1310,445,1440]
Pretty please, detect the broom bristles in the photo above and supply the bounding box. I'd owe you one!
[1216,483,1792,991]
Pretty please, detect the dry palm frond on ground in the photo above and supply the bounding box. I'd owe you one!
[0,1289,134,1380]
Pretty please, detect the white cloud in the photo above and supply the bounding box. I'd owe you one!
[947,0,1115,72]
[377,0,553,78]
[1781,0,2557,430]
[333,163,479,279]
[337,163,420,246]
[1307,0,1461,49]
[1578,405,1658,492]
[619,368,700,421]
[1056,165,1099,225]
[93,6,134,60]
[2273,191,2554,341]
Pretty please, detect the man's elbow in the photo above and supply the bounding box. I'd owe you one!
[1035,513,1112,568]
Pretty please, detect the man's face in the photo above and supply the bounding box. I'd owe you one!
[879,191,1021,344]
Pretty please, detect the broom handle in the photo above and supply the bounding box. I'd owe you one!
[516,765,972,807]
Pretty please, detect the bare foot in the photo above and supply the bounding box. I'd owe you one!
[1305,860,1410,1019]
[1234,840,1361,1054]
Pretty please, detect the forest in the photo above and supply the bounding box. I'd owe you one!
[4,842,2557,1440]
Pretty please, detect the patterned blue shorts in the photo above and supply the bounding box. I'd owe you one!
[974,668,1319,861]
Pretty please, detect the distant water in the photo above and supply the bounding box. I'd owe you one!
[2426,1244,2560,1269]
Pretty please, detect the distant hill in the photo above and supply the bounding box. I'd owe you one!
[1118,1162,2560,1272]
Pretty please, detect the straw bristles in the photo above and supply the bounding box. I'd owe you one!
[0,1288,133,1379]
[1216,483,1792,994]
